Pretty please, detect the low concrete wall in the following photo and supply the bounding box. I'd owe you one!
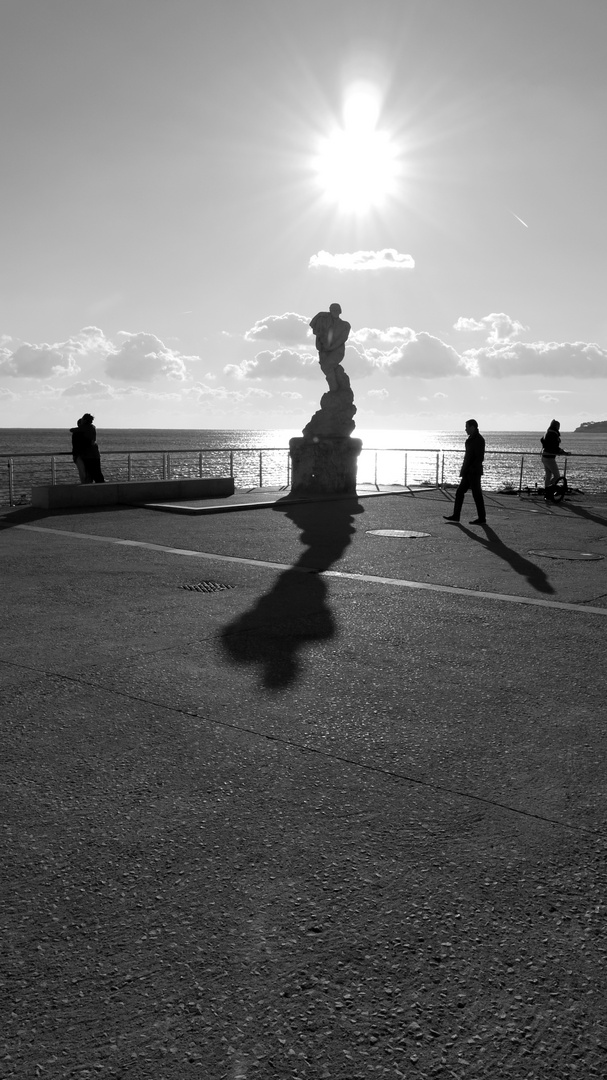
[31,477,235,509]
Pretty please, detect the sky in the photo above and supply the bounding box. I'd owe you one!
[1,0,606,431]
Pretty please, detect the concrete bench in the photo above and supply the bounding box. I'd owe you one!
[31,477,235,509]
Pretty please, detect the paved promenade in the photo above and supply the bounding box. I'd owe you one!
[1,485,606,1079]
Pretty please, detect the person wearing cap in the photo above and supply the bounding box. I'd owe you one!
[540,419,570,502]
[444,419,487,525]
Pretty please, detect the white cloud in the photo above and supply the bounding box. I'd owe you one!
[105,331,191,382]
[64,326,111,357]
[280,391,303,399]
[388,333,470,378]
[367,388,389,398]
[467,340,607,378]
[352,326,416,348]
[454,313,526,343]
[226,349,318,381]
[309,248,415,271]
[0,326,195,385]
[244,313,311,345]
[62,379,114,398]
[0,343,81,378]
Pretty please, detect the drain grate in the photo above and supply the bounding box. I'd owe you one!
[529,549,604,561]
[179,581,236,592]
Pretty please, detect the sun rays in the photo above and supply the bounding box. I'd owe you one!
[313,84,401,214]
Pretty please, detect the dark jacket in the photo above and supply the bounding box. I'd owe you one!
[79,421,100,461]
[460,430,485,477]
[70,426,85,462]
[540,428,564,458]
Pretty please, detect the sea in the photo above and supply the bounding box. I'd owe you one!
[1,428,607,503]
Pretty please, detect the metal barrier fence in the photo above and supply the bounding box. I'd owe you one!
[2,446,607,506]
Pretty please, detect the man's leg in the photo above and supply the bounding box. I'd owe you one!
[445,477,469,520]
[470,477,486,522]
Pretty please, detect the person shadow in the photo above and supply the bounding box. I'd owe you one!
[457,523,555,594]
[560,502,607,529]
[219,496,364,690]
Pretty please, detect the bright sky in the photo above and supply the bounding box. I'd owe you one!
[1,0,606,431]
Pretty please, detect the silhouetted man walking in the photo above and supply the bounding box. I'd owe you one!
[444,419,486,525]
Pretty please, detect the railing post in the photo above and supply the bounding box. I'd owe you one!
[127,453,132,481]
[199,451,203,478]
[286,450,290,487]
[167,453,172,480]
[162,453,167,480]
[259,450,263,488]
[518,455,525,496]
[374,451,378,489]
[563,456,568,478]
[8,459,14,507]
[51,456,56,486]
[435,452,440,488]
[229,450,234,478]
[440,451,445,488]
[404,453,408,488]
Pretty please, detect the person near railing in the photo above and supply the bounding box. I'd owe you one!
[78,413,105,483]
[70,418,92,484]
[540,419,570,502]
[444,419,486,525]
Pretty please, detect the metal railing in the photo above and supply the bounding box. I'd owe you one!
[2,447,293,506]
[2,445,607,506]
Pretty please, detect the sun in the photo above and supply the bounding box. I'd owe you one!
[314,86,400,213]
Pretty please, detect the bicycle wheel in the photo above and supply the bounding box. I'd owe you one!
[552,477,568,503]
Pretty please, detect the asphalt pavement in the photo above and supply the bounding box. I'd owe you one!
[1,485,606,1079]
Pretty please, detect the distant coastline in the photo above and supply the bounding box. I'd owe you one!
[574,421,607,433]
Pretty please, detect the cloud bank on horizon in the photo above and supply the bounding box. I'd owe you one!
[2,312,607,431]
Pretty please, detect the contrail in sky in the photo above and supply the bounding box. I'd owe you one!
[509,210,529,228]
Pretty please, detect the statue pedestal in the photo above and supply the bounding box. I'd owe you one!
[289,436,362,496]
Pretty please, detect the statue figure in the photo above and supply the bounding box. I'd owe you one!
[309,303,351,392]
[289,300,361,494]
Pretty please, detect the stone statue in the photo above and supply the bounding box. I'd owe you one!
[309,303,351,392]
[288,302,362,495]
[303,302,356,439]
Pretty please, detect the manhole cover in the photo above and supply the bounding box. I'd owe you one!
[529,549,604,561]
[368,529,431,538]
[179,581,236,592]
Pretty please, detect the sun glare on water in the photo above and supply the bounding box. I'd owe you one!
[315,85,400,213]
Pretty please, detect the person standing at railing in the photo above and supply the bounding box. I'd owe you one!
[78,413,105,483]
[70,418,92,484]
[540,419,570,502]
[444,419,486,525]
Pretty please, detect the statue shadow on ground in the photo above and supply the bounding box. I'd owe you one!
[457,523,555,594]
[219,496,364,691]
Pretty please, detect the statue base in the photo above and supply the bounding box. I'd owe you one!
[289,436,362,496]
